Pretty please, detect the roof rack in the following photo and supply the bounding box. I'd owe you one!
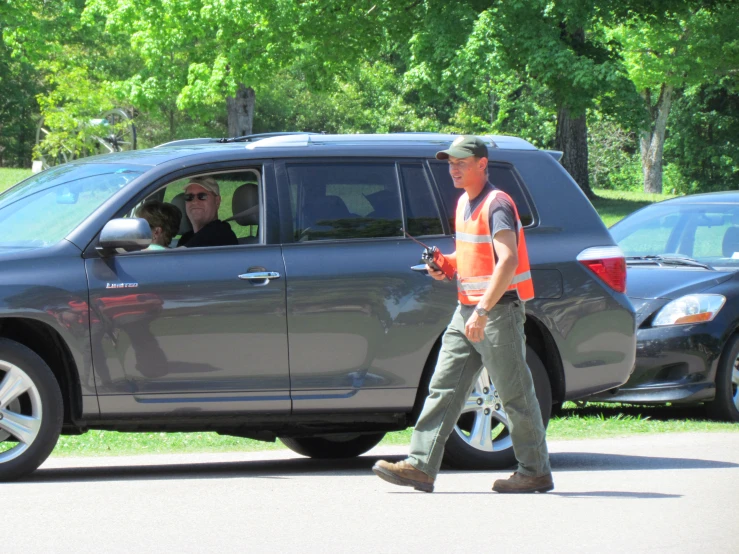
[154,131,322,148]
[217,131,323,143]
[154,138,218,148]
[245,133,537,150]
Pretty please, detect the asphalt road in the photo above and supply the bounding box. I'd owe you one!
[6,432,738,554]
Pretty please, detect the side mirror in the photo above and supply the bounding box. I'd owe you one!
[97,218,152,256]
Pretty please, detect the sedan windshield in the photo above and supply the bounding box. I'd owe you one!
[612,202,739,269]
[0,164,144,249]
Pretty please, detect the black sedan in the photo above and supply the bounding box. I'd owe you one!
[589,191,739,422]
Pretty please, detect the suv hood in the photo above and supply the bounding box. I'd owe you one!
[627,266,735,300]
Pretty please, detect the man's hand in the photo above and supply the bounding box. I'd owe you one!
[465,311,487,342]
[426,264,446,280]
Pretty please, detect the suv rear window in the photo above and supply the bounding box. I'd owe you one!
[286,162,403,242]
[429,161,534,231]
[399,164,444,236]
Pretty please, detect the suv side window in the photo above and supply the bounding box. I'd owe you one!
[429,161,535,232]
[399,164,444,236]
[286,162,403,242]
[137,168,262,247]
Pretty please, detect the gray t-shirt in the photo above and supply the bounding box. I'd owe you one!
[463,183,518,304]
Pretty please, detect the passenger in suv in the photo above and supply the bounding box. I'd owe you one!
[178,177,238,247]
[0,133,635,481]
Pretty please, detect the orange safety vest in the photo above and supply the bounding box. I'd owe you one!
[455,189,535,305]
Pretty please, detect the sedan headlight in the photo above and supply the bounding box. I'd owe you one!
[652,294,726,326]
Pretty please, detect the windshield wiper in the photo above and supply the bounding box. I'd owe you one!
[626,255,714,270]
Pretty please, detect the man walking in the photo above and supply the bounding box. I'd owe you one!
[372,135,553,493]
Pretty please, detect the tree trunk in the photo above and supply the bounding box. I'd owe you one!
[640,84,673,194]
[227,84,255,138]
[556,106,593,199]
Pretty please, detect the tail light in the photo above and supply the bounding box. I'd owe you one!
[577,246,626,293]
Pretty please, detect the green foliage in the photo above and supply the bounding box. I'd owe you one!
[616,5,739,95]
[665,79,739,193]
[0,42,40,167]
[587,115,642,191]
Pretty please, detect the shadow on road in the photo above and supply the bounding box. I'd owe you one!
[551,452,737,471]
[18,448,737,484]
[551,491,682,499]
[400,490,683,499]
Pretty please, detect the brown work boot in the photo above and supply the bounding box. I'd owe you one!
[372,459,435,493]
[492,471,554,494]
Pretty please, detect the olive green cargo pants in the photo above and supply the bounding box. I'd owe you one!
[407,301,551,479]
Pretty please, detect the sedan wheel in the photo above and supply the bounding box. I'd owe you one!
[443,346,552,470]
[0,339,63,481]
[707,334,739,423]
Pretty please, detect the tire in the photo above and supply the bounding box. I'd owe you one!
[280,432,386,459]
[706,334,739,423]
[0,339,63,481]
[442,346,552,470]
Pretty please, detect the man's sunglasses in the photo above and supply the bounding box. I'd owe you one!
[184,192,211,202]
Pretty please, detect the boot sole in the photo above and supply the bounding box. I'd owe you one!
[372,465,434,493]
[492,483,554,494]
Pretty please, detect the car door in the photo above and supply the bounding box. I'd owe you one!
[86,164,290,415]
[276,158,456,413]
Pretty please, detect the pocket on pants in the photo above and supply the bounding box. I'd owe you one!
[482,304,517,348]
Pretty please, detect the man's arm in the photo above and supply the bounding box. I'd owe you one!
[464,230,518,342]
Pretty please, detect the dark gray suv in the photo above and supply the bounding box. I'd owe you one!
[0,133,635,480]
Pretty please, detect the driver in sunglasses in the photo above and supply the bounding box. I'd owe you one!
[178,176,238,248]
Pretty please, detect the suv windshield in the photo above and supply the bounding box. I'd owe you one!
[0,163,144,249]
[612,202,739,269]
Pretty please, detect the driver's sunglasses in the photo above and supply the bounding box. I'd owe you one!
[184,192,210,202]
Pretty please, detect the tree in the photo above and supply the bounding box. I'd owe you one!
[85,0,410,139]
[615,3,739,193]
[665,76,739,193]
[400,1,648,199]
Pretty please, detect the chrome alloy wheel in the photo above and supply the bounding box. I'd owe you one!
[0,361,43,463]
[453,367,511,452]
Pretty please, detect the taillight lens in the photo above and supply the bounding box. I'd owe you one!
[577,246,626,293]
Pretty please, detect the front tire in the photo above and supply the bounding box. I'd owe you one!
[442,346,552,470]
[0,339,63,481]
[706,334,739,422]
[280,432,386,459]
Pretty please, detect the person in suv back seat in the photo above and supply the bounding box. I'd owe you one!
[178,176,238,248]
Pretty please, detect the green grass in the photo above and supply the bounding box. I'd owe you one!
[41,403,737,458]
[0,168,33,193]
[591,187,676,228]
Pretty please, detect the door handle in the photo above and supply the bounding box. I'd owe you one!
[239,271,281,281]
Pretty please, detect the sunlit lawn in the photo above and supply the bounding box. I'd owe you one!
[591,187,676,227]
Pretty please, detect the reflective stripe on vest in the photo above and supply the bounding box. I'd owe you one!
[455,189,535,304]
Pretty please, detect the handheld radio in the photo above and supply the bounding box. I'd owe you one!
[403,231,456,280]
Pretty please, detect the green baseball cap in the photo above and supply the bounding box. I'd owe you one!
[436,135,488,160]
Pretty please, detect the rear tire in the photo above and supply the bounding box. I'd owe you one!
[442,346,552,470]
[706,334,739,422]
[280,432,386,459]
[0,338,63,481]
